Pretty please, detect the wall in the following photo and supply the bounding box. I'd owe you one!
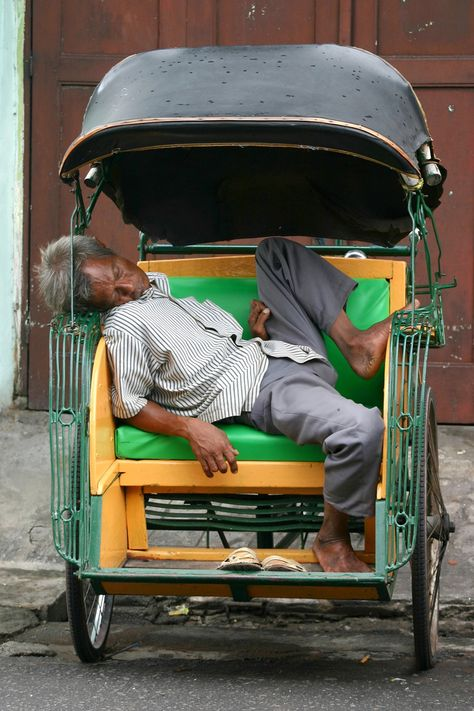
[0,0,25,409]
[26,1,474,420]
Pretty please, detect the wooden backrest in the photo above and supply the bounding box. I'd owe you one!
[138,254,406,310]
[89,254,406,495]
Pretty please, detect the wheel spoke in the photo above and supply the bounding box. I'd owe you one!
[428,542,443,630]
[83,585,109,647]
[428,479,444,514]
[66,563,114,660]
[84,584,96,626]
[89,595,106,645]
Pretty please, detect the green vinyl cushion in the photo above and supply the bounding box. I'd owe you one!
[115,275,389,461]
[116,422,325,461]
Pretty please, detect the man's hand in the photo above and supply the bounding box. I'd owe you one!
[249,299,271,340]
[184,419,239,478]
[127,401,239,478]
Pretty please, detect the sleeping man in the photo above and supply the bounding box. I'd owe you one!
[38,235,400,573]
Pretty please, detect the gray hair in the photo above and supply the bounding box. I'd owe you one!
[37,234,115,313]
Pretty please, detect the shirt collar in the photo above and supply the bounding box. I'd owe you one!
[146,273,170,297]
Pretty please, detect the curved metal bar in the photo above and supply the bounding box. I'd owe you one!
[140,240,412,258]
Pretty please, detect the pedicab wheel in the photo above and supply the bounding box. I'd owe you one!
[411,387,451,671]
[66,562,114,663]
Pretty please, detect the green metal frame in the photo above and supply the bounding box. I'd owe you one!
[83,566,392,602]
[49,312,101,564]
[385,307,432,570]
[144,494,329,532]
[49,182,454,591]
[383,191,455,571]
[138,233,412,259]
[406,191,456,348]
[70,173,105,237]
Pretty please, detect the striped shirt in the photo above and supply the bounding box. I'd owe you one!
[103,273,326,422]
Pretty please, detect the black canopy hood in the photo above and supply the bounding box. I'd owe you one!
[60,44,445,247]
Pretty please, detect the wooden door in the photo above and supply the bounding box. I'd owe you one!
[27,0,473,421]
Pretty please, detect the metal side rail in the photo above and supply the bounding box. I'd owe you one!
[80,567,394,602]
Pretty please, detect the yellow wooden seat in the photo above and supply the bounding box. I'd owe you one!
[88,254,406,599]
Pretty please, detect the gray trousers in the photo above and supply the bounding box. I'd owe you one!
[249,238,384,518]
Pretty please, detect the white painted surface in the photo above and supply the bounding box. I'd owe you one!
[0,1,25,408]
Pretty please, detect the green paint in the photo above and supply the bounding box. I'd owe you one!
[88,497,103,569]
[49,312,102,563]
[83,567,387,589]
[375,500,388,577]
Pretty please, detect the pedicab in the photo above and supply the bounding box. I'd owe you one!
[50,44,455,669]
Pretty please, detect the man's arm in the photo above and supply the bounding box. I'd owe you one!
[127,401,239,478]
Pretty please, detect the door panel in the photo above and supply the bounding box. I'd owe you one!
[217,0,318,45]
[58,85,138,255]
[28,0,474,421]
[377,0,474,56]
[60,2,159,55]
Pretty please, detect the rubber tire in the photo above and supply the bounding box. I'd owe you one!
[66,562,114,663]
[411,388,448,671]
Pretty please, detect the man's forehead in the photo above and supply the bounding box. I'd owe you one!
[82,255,114,276]
[82,254,114,267]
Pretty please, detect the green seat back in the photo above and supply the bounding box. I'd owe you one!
[115,275,389,461]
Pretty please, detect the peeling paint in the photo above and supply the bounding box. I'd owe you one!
[407,19,435,35]
[27,321,50,330]
[446,324,472,332]
[247,3,257,21]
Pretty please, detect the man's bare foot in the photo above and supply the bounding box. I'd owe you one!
[313,536,372,573]
[347,313,393,380]
[330,301,420,380]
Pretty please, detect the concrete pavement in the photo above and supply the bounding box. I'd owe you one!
[0,598,473,710]
[0,407,472,635]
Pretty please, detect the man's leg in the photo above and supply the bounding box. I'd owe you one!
[253,238,388,571]
[250,362,384,572]
[255,237,394,380]
[315,501,368,573]
[255,237,356,355]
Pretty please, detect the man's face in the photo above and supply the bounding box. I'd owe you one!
[81,255,150,310]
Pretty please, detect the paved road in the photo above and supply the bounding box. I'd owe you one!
[1,608,473,711]
[1,653,473,711]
